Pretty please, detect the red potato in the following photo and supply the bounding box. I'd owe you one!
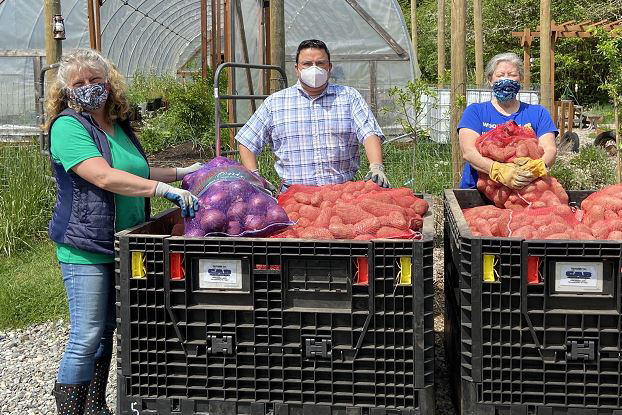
[353,217,382,235]
[512,225,536,239]
[411,198,430,216]
[328,223,356,239]
[607,230,622,240]
[335,203,373,224]
[284,202,301,214]
[396,196,417,209]
[294,192,312,204]
[299,205,320,220]
[543,232,571,240]
[573,231,596,240]
[299,227,334,240]
[309,192,322,207]
[379,211,409,230]
[314,207,333,228]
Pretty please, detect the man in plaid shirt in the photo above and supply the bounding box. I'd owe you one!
[235,39,390,190]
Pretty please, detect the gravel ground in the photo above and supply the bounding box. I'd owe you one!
[0,247,455,415]
[0,321,117,415]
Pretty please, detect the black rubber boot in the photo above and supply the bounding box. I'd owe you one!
[53,382,88,415]
[84,357,113,415]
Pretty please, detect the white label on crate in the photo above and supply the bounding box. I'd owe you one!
[198,259,242,290]
[554,262,603,293]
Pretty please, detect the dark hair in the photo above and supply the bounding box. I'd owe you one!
[295,39,331,63]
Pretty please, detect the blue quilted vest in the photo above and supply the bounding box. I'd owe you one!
[48,108,150,256]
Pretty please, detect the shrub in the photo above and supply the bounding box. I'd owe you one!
[128,72,226,154]
[549,145,616,190]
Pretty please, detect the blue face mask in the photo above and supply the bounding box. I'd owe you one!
[492,79,521,102]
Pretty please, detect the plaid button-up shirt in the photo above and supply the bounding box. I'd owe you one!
[235,82,384,186]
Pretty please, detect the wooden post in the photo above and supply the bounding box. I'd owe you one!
[550,29,555,104]
[437,0,445,87]
[450,0,467,187]
[559,101,566,138]
[269,0,285,93]
[210,0,217,69]
[44,0,62,84]
[539,0,552,113]
[411,0,417,55]
[94,0,101,51]
[216,0,222,67]
[522,29,531,90]
[201,0,208,78]
[473,0,484,87]
[87,0,96,49]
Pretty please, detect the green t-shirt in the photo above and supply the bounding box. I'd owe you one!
[50,116,149,264]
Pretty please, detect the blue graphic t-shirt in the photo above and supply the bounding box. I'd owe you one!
[458,101,558,188]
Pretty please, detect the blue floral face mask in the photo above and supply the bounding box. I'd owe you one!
[68,82,109,111]
[492,79,521,102]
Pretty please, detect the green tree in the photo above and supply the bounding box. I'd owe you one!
[398,0,621,105]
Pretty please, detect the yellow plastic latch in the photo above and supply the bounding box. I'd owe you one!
[131,251,146,279]
[398,256,412,285]
[483,254,496,282]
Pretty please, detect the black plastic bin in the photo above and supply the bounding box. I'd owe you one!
[444,189,622,415]
[115,195,435,415]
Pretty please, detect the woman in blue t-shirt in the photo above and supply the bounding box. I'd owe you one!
[458,52,558,189]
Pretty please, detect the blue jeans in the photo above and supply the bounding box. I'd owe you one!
[56,262,116,384]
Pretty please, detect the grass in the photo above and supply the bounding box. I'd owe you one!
[0,240,66,330]
[586,103,616,125]
[0,142,55,256]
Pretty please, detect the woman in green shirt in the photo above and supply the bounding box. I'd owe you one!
[45,49,201,414]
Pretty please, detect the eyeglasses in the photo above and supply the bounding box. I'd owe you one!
[298,60,330,69]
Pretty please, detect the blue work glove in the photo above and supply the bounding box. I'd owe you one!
[364,163,391,188]
[175,162,203,181]
[154,182,200,218]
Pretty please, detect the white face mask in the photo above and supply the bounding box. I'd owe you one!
[299,65,329,88]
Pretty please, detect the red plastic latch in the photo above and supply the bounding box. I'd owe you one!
[170,253,185,280]
[355,257,369,285]
[527,256,539,285]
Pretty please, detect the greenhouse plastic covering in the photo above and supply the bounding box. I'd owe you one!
[0,0,418,135]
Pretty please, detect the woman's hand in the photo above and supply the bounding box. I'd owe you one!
[488,161,534,190]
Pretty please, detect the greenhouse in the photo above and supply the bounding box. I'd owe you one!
[0,0,419,137]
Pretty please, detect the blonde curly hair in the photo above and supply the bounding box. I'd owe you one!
[45,48,130,129]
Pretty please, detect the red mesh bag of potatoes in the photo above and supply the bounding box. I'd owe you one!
[464,204,594,240]
[500,204,592,240]
[474,121,568,211]
[579,184,622,240]
[477,175,569,210]
[463,205,507,237]
[475,120,543,163]
[273,181,429,240]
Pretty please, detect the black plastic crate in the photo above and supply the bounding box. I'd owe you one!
[115,196,435,415]
[444,189,622,415]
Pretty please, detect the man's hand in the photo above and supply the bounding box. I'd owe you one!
[488,161,533,190]
[154,182,200,218]
[364,163,391,188]
[512,157,548,179]
[251,169,277,194]
[175,162,203,181]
